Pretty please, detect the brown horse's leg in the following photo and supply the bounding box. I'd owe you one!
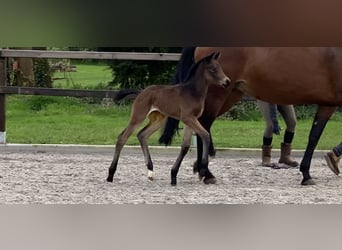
[137,111,166,181]
[300,106,336,185]
[171,126,192,185]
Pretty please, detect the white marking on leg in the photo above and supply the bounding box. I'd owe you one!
[148,170,154,180]
[0,131,6,144]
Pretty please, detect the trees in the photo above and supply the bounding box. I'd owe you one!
[9,47,52,88]
[11,47,35,87]
[98,47,182,89]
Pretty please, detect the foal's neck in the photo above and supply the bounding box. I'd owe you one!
[188,63,209,97]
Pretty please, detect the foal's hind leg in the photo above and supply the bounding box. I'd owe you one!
[171,125,192,186]
[137,111,166,181]
[107,124,140,182]
[107,107,148,182]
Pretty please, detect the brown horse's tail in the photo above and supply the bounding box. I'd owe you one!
[158,47,196,146]
[114,89,141,103]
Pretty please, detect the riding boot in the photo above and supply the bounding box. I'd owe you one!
[325,151,340,175]
[261,145,272,166]
[278,143,299,167]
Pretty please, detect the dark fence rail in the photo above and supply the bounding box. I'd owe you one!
[0,86,121,99]
[0,56,6,143]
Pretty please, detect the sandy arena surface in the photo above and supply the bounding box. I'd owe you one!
[1,144,342,204]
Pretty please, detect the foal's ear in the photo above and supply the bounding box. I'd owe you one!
[214,52,221,60]
[206,52,219,63]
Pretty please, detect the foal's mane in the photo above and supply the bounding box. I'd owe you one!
[182,53,214,83]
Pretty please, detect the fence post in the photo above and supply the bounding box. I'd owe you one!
[0,54,7,144]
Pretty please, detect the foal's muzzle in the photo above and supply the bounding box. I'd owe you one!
[221,77,231,88]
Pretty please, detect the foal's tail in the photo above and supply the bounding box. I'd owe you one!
[158,47,196,146]
[114,89,141,103]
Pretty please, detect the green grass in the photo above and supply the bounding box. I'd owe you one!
[211,117,342,150]
[52,63,113,89]
[5,95,342,150]
[5,62,342,150]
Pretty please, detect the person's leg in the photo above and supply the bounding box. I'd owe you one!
[277,105,298,167]
[257,100,274,166]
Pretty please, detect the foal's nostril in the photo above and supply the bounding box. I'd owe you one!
[224,78,231,87]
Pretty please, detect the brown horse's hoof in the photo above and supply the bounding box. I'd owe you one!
[106,176,113,182]
[203,177,217,185]
[301,178,316,186]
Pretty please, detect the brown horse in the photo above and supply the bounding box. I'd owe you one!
[106,52,232,185]
[160,47,342,186]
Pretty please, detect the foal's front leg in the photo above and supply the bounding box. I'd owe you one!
[195,127,216,184]
[171,126,192,185]
[194,115,216,174]
[183,118,216,184]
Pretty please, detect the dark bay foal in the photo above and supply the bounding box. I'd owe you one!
[106,52,232,185]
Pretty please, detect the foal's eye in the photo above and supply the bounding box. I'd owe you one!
[209,68,217,73]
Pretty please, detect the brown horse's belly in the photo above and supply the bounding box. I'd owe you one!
[196,47,342,106]
[242,83,335,105]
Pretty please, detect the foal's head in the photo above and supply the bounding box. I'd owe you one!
[199,52,231,88]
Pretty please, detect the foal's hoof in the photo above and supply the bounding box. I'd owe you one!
[301,178,316,186]
[171,176,177,186]
[193,161,199,174]
[147,170,154,181]
[203,177,217,185]
[106,176,113,182]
